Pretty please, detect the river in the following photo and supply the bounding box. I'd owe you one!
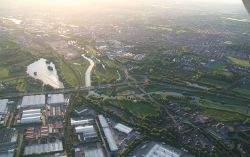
[81,54,95,87]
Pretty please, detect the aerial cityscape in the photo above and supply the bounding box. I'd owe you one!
[0,0,249,157]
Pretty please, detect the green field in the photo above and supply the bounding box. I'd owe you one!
[199,78,230,89]
[203,109,245,122]
[232,88,250,99]
[91,49,125,85]
[0,67,9,78]
[227,56,250,68]
[60,60,79,87]
[110,99,160,118]
[208,63,233,78]
[196,100,250,122]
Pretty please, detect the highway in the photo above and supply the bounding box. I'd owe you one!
[0,81,143,99]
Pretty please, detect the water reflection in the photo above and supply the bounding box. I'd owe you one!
[27,58,64,89]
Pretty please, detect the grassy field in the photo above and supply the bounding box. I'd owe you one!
[199,78,231,89]
[196,100,250,122]
[110,99,160,118]
[227,56,250,68]
[208,63,233,78]
[232,88,250,99]
[90,49,125,85]
[203,109,245,122]
[0,67,9,78]
[60,60,79,87]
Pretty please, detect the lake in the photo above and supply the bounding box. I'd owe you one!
[27,58,64,89]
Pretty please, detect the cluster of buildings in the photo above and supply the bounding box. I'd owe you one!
[71,118,98,141]
[17,94,66,156]
[72,104,138,157]
[0,93,67,157]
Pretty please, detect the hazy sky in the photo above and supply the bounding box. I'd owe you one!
[0,0,242,7]
[0,0,246,17]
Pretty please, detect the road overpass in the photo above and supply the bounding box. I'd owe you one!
[0,81,142,99]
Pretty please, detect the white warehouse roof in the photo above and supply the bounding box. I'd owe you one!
[75,125,95,134]
[47,94,65,105]
[71,119,93,126]
[22,113,41,119]
[22,109,41,114]
[98,115,118,152]
[21,95,45,108]
[0,99,8,114]
[103,128,118,152]
[114,123,133,134]
[24,141,63,155]
[98,115,109,128]
[145,144,182,157]
[19,116,42,124]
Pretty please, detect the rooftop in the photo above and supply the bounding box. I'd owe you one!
[114,123,133,134]
[0,99,8,114]
[47,94,65,105]
[98,115,109,128]
[24,141,63,155]
[21,95,45,108]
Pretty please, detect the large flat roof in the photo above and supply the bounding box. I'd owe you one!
[47,94,65,105]
[98,115,118,151]
[103,128,118,151]
[114,123,133,134]
[24,141,63,155]
[98,115,109,128]
[71,119,93,126]
[130,142,193,157]
[21,95,45,108]
[0,99,8,114]
[83,146,105,157]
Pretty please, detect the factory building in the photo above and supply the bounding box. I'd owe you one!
[75,125,98,141]
[18,109,42,124]
[0,99,8,115]
[98,115,118,152]
[145,144,182,157]
[130,142,193,157]
[47,94,65,106]
[71,118,94,126]
[114,123,133,135]
[0,99,9,125]
[24,141,63,156]
[20,95,45,109]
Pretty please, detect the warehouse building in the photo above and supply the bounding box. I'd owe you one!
[21,95,45,109]
[71,118,94,126]
[47,94,65,106]
[145,144,182,157]
[129,141,193,157]
[75,143,105,157]
[98,115,118,152]
[18,109,42,124]
[24,141,63,155]
[0,99,8,115]
[75,125,98,141]
[114,123,133,135]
